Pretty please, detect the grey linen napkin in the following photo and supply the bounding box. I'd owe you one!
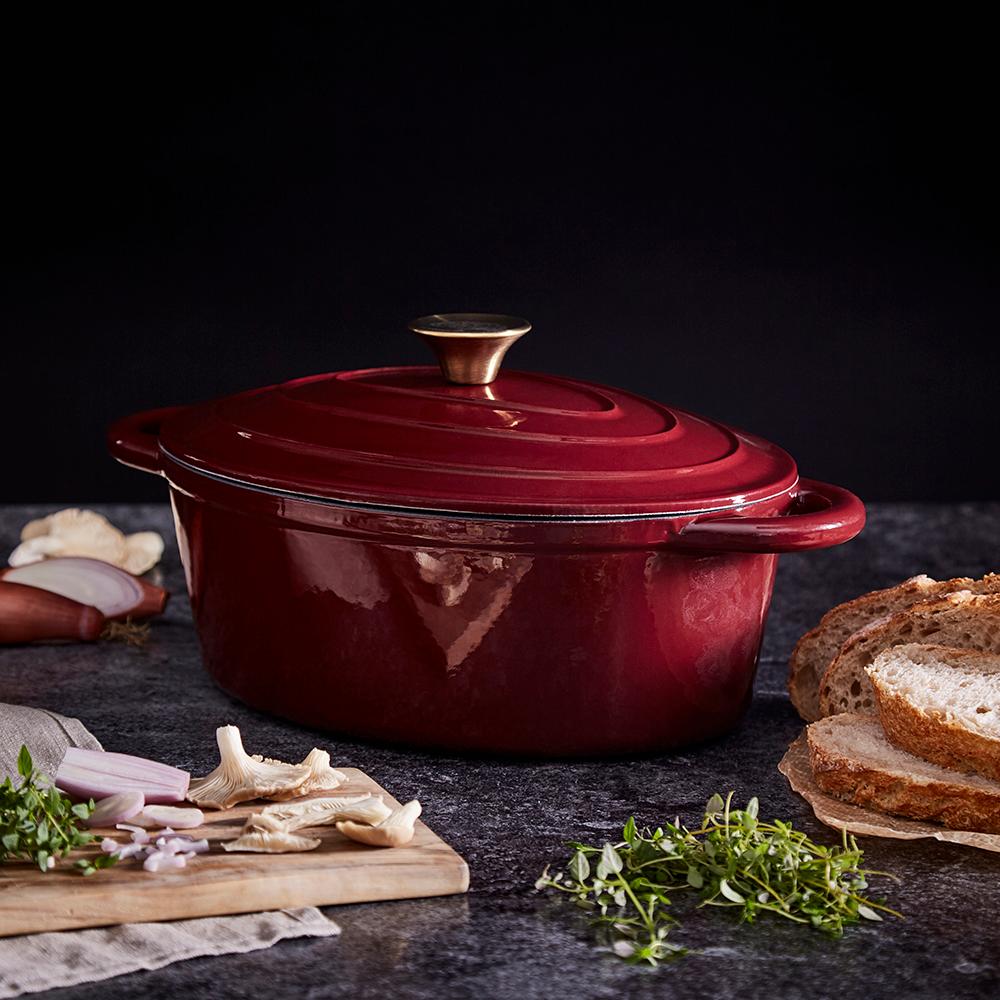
[0,908,340,998]
[0,703,103,777]
[0,704,341,998]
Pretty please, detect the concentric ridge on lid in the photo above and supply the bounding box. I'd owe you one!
[157,366,798,517]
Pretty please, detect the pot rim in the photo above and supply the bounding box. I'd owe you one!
[162,446,797,523]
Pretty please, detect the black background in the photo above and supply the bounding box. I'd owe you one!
[4,4,997,503]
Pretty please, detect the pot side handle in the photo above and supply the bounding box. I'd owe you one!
[672,478,866,554]
[107,405,186,476]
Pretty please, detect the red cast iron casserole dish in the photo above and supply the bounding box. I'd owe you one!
[108,314,864,755]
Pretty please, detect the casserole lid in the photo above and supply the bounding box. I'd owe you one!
[158,314,798,517]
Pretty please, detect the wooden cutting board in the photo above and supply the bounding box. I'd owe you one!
[0,767,468,936]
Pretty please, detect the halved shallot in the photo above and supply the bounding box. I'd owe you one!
[1,557,168,620]
[56,746,190,804]
[0,580,104,644]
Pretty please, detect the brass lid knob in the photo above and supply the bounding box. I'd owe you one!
[409,313,531,385]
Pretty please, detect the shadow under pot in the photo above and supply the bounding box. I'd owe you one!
[108,314,864,755]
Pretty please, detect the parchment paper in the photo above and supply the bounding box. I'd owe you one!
[778,734,1000,853]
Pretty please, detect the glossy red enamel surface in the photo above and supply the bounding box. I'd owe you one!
[167,472,784,755]
[156,366,798,515]
[108,351,866,754]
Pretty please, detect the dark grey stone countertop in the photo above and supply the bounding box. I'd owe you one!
[2,502,999,1000]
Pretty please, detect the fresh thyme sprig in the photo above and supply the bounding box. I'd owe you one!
[536,792,900,965]
[0,745,117,875]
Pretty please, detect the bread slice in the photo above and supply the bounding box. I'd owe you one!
[866,643,1000,780]
[817,592,1000,718]
[788,573,1000,721]
[806,713,1000,833]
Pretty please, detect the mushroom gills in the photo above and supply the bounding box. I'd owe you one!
[187,726,313,809]
[264,748,347,800]
[221,829,321,853]
[256,794,392,831]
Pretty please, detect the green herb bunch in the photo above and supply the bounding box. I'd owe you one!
[536,792,899,965]
[0,746,117,876]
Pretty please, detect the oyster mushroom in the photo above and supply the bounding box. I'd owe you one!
[13,509,127,567]
[336,799,422,848]
[187,726,313,809]
[265,748,347,800]
[122,531,165,575]
[251,794,392,832]
[221,829,321,854]
[9,509,165,574]
[241,812,288,834]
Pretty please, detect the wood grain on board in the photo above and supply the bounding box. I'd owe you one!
[0,767,469,936]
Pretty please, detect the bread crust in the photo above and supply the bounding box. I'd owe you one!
[870,651,1000,782]
[817,592,1000,718]
[807,719,1000,833]
[789,574,1000,722]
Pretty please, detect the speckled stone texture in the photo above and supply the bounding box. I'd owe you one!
[1,502,999,1000]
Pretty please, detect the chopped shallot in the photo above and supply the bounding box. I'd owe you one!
[101,824,210,871]
[116,842,149,861]
[143,850,187,872]
[101,832,149,861]
[157,834,210,854]
[116,823,150,842]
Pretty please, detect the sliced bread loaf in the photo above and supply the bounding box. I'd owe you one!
[866,643,1000,781]
[817,592,1000,718]
[806,713,1000,833]
[788,573,1000,721]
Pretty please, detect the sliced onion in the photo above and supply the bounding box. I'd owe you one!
[56,746,189,803]
[1,557,168,620]
[85,791,145,827]
[133,805,204,829]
